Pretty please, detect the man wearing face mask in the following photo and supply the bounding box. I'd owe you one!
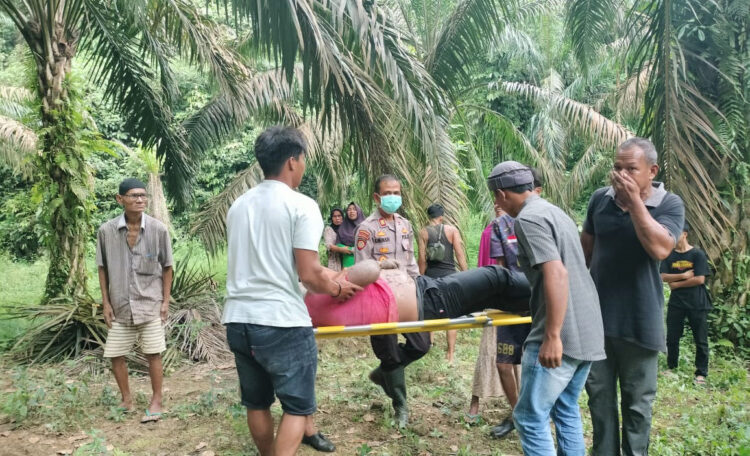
[354,174,430,428]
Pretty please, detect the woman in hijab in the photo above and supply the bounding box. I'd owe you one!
[323,208,347,271]
[337,202,365,267]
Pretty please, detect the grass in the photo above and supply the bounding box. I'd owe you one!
[0,215,748,454]
[0,332,746,455]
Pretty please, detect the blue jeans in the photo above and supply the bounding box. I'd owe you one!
[513,342,592,456]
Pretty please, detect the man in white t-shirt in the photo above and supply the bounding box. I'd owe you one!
[223,126,361,456]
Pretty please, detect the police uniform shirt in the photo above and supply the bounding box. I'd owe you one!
[354,211,419,278]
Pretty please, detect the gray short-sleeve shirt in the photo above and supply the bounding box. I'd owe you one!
[515,195,605,362]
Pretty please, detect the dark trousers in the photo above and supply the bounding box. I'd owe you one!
[418,265,531,320]
[666,306,709,377]
[370,332,431,371]
[586,337,658,456]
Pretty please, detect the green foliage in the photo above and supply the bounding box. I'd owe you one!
[356,443,373,455]
[73,430,111,456]
[1,367,96,431]
[0,170,40,260]
[649,345,750,455]
[710,250,750,357]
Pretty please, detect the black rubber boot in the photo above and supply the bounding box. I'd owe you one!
[382,366,408,428]
[369,366,391,396]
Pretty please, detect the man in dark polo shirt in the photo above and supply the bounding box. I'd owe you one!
[581,137,684,456]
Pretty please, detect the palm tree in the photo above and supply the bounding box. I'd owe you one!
[2,0,486,360]
[188,0,639,250]
[565,0,749,348]
[189,0,497,251]
[0,0,252,300]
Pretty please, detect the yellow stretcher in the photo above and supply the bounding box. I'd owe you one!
[314,311,531,339]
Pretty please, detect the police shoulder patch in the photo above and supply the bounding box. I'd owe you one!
[357,239,367,250]
[357,230,371,241]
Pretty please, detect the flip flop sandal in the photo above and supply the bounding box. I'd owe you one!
[694,376,706,385]
[463,413,481,425]
[140,409,163,423]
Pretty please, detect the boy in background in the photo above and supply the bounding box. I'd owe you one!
[660,221,711,384]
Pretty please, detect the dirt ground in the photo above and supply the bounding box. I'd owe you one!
[0,334,526,455]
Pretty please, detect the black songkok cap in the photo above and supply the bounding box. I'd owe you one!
[119,178,147,195]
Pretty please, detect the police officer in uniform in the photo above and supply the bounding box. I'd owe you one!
[354,174,430,428]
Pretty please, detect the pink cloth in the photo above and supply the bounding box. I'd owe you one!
[305,278,398,327]
[477,223,498,267]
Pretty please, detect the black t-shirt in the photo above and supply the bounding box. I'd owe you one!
[660,247,712,310]
[583,182,685,352]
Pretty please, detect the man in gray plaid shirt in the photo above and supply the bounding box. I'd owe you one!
[488,161,605,455]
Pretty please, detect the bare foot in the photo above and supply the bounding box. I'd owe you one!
[119,399,133,412]
[467,399,480,417]
[147,398,163,414]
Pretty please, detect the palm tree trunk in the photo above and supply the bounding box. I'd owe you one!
[30,21,92,301]
[710,168,750,350]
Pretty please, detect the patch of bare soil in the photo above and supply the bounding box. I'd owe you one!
[1,333,524,455]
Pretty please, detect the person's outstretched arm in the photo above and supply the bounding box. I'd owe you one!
[295,249,362,300]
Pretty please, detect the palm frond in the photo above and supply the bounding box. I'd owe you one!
[7,296,106,364]
[182,68,297,154]
[461,103,563,201]
[628,0,736,250]
[495,80,633,150]
[611,64,651,121]
[0,86,34,104]
[565,0,618,73]
[235,0,446,156]
[80,0,194,208]
[0,114,37,173]
[139,0,247,94]
[490,25,544,77]
[406,120,467,228]
[166,252,230,366]
[422,0,501,92]
[508,0,562,22]
[561,145,612,207]
[190,162,264,254]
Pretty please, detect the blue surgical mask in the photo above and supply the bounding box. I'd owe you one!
[379,195,402,214]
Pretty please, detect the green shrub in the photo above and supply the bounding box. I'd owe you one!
[0,187,41,261]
